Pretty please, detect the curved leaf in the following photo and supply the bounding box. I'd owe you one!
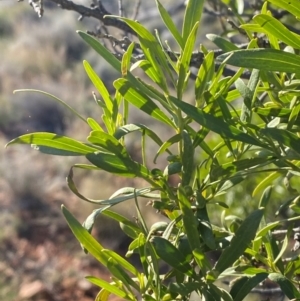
[6,132,98,155]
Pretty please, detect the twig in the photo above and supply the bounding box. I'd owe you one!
[48,0,136,34]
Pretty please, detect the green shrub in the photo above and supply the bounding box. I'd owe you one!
[7,0,300,300]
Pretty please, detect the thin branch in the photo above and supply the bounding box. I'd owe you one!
[47,0,136,34]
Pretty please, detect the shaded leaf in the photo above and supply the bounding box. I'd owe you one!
[150,236,194,276]
[268,273,300,299]
[214,209,264,274]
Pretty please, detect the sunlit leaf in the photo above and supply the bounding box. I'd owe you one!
[253,14,300,49]
[217,49,300,73]
[6,132,98,155]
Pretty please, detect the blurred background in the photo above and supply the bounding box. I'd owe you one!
[0,0,293,300]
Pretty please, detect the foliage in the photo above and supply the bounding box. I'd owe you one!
[6,0,300,300]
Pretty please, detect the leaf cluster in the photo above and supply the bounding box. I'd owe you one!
[7,0,300,300]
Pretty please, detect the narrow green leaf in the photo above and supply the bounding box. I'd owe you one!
[150,236,194,276]
[214,209,264,274]
[131,60,162,87]
[86,276,130,300]
[209,284,233,301]
[259,186,272,209]
[236,69,260,123]
[253,14,300,49]
[178,186,202,251]
[217,49,300,73]
[156,0,183,49]
[182,0,204,45]
[106,258,139,291]
[196,207,216,250]
[78,31,170,107]
[6,132,98,155]
[267,0,300,19]
[211,157,275,179]
[86,152,151,179]
[78,31,121,71]
[268,273,300,299]
[288,100,300,130]
[114,124,164,150]
[239,23,269,34]
[253,106,290,117]
[113,17,168,92]
[260,128,300,155]
[169,282,203,296]
[169,96,265,147]
[181,130,194,186]
[83,60,114,114]
[177,22,199,95]
[88,131,128,157]
[193,249,212,272]
[87,117,104,131]
[61,206,109,266]
[114,78,175,128]
[154,134,180,163]
[83,207,110,233]
[101,210,141,234]
[121,42,135,77]
[217,174,246,194]
[230,273,268,301]
[253,171,281,197]
[206,34,239,52]
[195,51,215,105]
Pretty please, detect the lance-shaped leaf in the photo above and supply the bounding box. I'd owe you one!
[178,186,202,251]
[114,78,175,128]
[181,130,194,186]
[61,206,109,266]
[88,131,129,157]
[112,17,169,92]
[216,49,300,73]
[268,273,300,299]
[214,209,264,274]
[114,123,165,149]
[267,0,300,19]
[195,51,215,105]
[169,96,265,147]
[260,128,300,155]
[156,0,183,49]
[83,60,114,114]
[182,0,204,45]
[150,236,195,276]
[6,132,98,155]
[86,276,132,300]
[206,34,239,52]
[253,14,300,49]
[230,274,269,301]
[86,151,151,180]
